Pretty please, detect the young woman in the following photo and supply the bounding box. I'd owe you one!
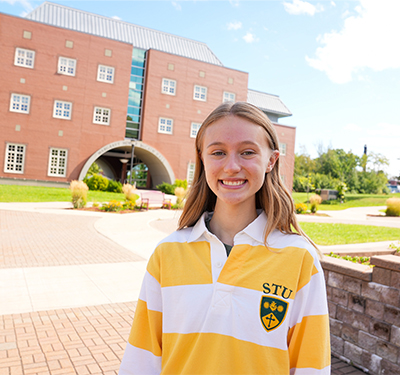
[119,102,330,375]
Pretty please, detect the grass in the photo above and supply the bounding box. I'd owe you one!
[292,192,400,211]
[0,184,124,203]
[300,222,400,246]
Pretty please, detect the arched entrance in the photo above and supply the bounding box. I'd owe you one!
[78,140,175,188]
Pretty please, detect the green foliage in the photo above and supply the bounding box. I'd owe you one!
[326,253,372,266]
[106,179,122,193]
[156,180,188,195]
[100,200,123,212]
[86,162,102,177]
[309,194,322,213]
[70,180,88,209]
[295,203,308,214]
[336,181,347,202]
[84,174,109,191]
[389,242,400,253]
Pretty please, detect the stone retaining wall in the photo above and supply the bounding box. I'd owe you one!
[321,253,400,374]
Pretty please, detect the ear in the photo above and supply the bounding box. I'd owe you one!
[266,150,279,173]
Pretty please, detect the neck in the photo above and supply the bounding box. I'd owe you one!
[209,200,258,246]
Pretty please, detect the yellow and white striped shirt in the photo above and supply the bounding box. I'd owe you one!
[120,212,330,375]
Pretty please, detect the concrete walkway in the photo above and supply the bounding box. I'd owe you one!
[1,202,398,374]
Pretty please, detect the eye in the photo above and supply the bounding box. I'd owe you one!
[242,150,256,156]
[211,151,225,156]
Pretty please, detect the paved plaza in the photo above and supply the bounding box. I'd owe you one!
[1,201,394,374]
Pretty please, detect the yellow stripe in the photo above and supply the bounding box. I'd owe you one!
[128,299,162,356]
[148,241,213,287]
[288,314,331,370]
[219,245,317,295]
[161,332,289,374]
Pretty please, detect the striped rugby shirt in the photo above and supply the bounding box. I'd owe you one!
[119,211,331,375]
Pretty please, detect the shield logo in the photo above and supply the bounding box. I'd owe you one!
[260,296,288,332]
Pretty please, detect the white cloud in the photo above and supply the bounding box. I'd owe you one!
[243,32,257,43]
[227,21,242,30]
[1,0,33,13]
[343,123,362,132]
[306,0,400,84]
[112,16,121,20]
[283,0,324,16]
[171,1,181,11]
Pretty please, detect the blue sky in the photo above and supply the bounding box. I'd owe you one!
[2,0,400,178]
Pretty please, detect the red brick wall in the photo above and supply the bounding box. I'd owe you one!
[141,49,249,181]
[0,14,132,182]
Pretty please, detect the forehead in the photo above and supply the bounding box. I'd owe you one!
[203,115,268,147]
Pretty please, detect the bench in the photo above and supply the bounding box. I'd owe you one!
[140,191,171,210]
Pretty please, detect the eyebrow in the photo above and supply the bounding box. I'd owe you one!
[206,140,260,149]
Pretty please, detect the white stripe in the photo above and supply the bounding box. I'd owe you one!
[290,364,331,375]
[162,283,294,350]
[139,271,162,312]
[288,272,328,328]
[119,342,161,375]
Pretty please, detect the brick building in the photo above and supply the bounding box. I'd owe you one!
[0,2,295,190]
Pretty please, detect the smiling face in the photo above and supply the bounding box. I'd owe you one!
[201,115,279,212]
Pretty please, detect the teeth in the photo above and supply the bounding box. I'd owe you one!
[222,180,245,186]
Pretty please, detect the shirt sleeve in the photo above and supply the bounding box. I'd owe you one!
[119,251,163,375]
[287,252,331,375]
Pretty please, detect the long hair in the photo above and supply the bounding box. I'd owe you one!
[178,102,319,254]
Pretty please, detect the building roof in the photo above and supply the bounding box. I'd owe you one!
[25,1,223,66]
[247,89,292,118]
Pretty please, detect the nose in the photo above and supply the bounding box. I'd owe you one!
[224,153,241,174]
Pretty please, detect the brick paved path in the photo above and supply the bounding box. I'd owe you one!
[0,209,367,374]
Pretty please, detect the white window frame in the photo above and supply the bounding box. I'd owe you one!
[48,148,68,177]
[93,107,111,125]
[10,93,31,114]
[53,100,72,120]
[4,143,26,174]
[193,85,207,101]
[158,117,173,135]
[190,122,201,138]
[58,57,77,76]
[161,78,176,96]
[97,64,115,84]
[223,91,236,103]
[14,48,35,69]
[187,162,195,186]
[279,143,287,156]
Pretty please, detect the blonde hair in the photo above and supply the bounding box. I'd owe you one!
[178,102,319,254]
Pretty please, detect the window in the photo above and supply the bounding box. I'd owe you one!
[97,65,115,83]
[4,143,26,174]
[53,100,72,120]
[158,117,173,134]
[193,85,207,101]
[223,91,236,103]
[10,94,30,114]
[14,48,35,68]
[162,78,176,95]
[187,162,195,185]
[190,122,201,138]
[279,143,287,156]
[48,148,68,177]
[58,57,76,76]
[93,107,111,125]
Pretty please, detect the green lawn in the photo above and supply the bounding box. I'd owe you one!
[0,184,124,203]
[300,222,400,246]
[292,192,400,211]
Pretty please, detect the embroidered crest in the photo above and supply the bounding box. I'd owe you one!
[260,296,288,332]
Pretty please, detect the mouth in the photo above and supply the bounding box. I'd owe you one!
[220,180,247,186]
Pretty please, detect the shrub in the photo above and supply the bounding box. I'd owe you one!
[84,173,109,191]
[309,194,322,213]
[336,181,347,202]
[386,197,400,217]
[174,186,187,209]
[175,179,188,190]
[122,183,139,204]
[70,180,88,209]
[156,182,175,195]
[107,179,122,193]
[295,203,308,214]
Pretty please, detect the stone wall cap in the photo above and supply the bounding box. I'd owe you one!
[371,255,400,271]
[321,256,372,281]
